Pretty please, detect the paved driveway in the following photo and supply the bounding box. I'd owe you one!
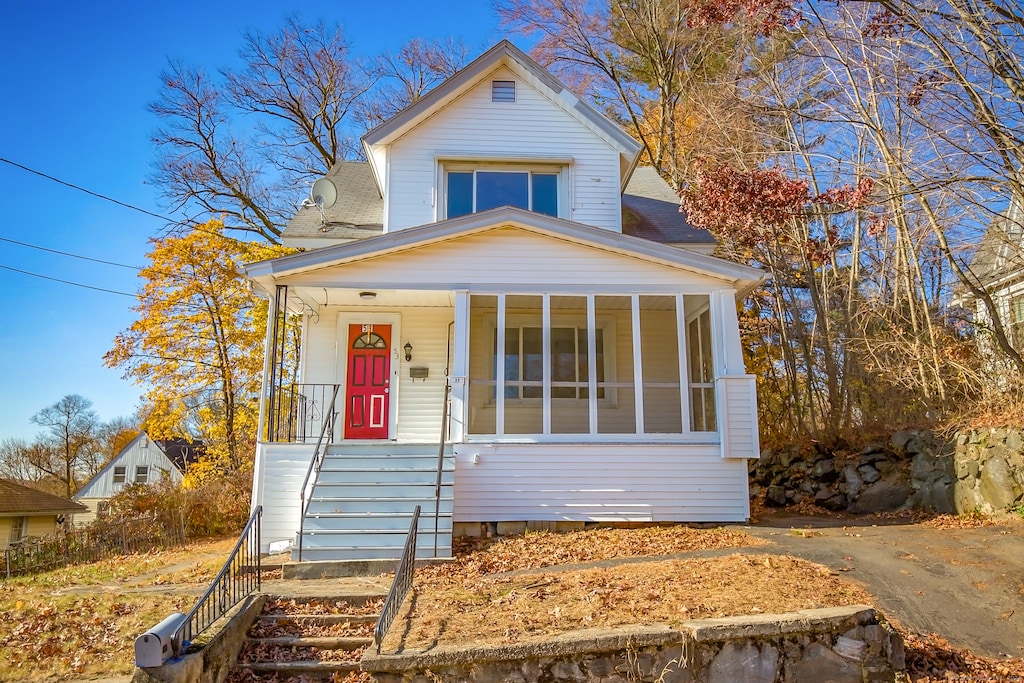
[739,515,1024,659]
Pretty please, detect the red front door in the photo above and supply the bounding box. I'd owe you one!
[345,324,392,439]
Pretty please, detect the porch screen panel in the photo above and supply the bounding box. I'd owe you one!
[550,296,589,434]
[468,295,497,434]
[595,296,636,434]
[685,295,717,432]
[504,295,543,434]
[640,296,683,433]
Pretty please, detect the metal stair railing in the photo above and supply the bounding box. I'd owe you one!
[297,383,342,561]
[433,380,451,557]
[373,504,420,653]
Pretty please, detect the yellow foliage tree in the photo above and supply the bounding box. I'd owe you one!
[105,221,293,481]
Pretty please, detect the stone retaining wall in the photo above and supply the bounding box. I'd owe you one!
[362,605,904,683]
[752,428,1024,515]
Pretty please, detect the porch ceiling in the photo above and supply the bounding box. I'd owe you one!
[290,287,454,309]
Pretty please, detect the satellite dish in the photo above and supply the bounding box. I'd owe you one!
[311,177,338,210]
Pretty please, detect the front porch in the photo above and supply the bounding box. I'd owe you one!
[250,287,758,559]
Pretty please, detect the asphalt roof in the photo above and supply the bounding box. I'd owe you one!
[282,162,713,249]
[0,479,87,515]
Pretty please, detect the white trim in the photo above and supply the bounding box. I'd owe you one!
[631,294,645,434]
[451,291,470,442]
[587,295,598,432]
[676,294,691,435]
[542,295,552,434]
[336,312,402,440]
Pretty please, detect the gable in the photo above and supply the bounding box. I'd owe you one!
[75,434,182,500]
[276,225,746,293]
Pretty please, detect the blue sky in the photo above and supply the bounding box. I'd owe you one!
[0,1,506,440]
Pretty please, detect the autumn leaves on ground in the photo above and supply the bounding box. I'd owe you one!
[1,526,1022,682]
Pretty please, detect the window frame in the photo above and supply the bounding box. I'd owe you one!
[8,516,27,545]
[135,466,149,484]
[113,466,126,485]
[439,161,569,221]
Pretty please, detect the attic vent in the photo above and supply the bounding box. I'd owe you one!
[492,80,516,102]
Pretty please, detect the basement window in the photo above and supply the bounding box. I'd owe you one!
[492,80,515,102]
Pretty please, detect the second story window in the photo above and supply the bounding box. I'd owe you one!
[113,466,126,484]
[445,166,561,220]
[135,466,149,484]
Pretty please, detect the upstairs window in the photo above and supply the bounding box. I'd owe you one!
[446,167,560,219]
[135,466,149,484]
[113,466,126,484]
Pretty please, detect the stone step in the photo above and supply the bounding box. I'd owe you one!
[236,659,362,676]
[259,613,378,625]
[248,635,371,649]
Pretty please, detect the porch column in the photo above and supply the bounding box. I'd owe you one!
[449,289,470,442]
[712,289,760,461]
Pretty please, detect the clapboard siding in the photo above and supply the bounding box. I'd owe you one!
[252,443,314,552]
[452,444,749,522]
[284,228,736,291]
[387,66,621,232]
[393,307,454,441]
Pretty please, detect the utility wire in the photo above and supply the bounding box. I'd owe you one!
[0,157,173,222]
[0,236,142,270]
[0,264,136,297]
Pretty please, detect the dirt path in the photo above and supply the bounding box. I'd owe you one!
[740,515,1024,659]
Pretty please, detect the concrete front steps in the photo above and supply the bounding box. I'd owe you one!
[231,596,382,682]
[294,445,455,562]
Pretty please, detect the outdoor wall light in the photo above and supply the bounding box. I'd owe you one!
[359,291,376,300]
[404,342,413,362]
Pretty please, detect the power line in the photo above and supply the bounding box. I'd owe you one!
[0,264,136,297]
[0,236,142,270]
[0,157,173,223]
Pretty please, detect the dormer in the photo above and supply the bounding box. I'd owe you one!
[361,40,642,234]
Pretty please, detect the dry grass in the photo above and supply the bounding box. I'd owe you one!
[385,553,871,651]
[0,537,236,681]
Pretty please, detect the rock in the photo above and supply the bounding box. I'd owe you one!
[978,455,1023,509]
[707,642,779,683]
[860,443,885,456]
[859,451,888,466]
[858,464,881,484]
[850,478,912,514]
[815,487,848,511]
[955,458,980,481]
[766,485,788,507]
[792,642,862,683]
[843,465,863,498]
[812,458,838,482]
[891,430,916,454]
[834,635,867,661]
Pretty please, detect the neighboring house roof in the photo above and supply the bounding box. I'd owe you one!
[0,480,87,515]
[248,205,764,297]
[157,438,204,473]
[622,167,715,249]
[362,40,643,193]
[282,161,384,242]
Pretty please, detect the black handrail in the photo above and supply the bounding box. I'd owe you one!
[173,505,262,654]
[297,383,342,561]
[374,505,420,653]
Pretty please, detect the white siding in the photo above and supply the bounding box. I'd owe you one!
[252,443,314,552]
[386,66,622,232]
[718,376,760,460]
[298,305,455,442]
[284,228,737,291]
[453,443,749,522]
[75,435,182,502]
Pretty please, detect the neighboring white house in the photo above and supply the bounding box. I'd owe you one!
[75,433,190,523]
[962,192,1024,359]
[245,41,765,562]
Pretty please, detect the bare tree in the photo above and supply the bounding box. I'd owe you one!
[29,395,102,498]
[359,38,472,127]
[150,17,375,243]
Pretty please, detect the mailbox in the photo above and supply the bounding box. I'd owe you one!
[135,612,187,667]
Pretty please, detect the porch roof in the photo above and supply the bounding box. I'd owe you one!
[246,206,765,297]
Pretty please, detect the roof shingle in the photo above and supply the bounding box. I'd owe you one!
[0,480,87,515]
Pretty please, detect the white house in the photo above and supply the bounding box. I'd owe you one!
[74,433,191,523]
[246,41,764,562]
